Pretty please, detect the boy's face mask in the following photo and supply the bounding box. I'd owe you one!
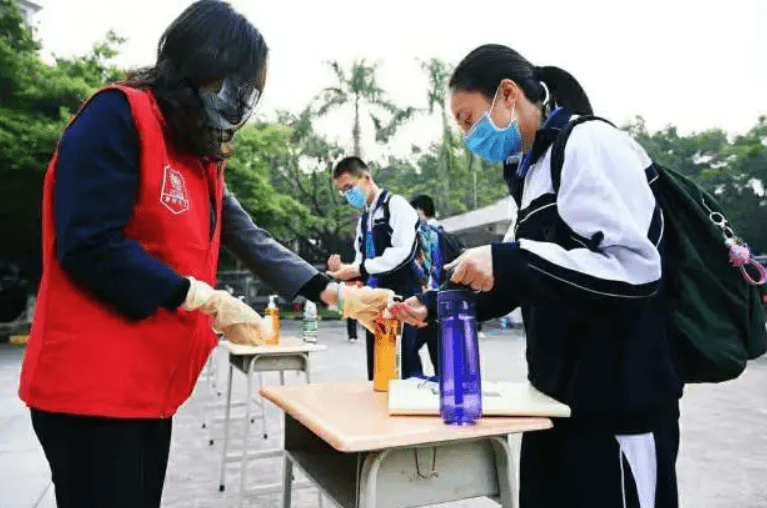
[343,185,367,209]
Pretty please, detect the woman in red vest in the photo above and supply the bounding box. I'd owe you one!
[18,2,343,507]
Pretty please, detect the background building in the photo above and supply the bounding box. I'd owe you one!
[18,0,42,26]
[441,196,516,248]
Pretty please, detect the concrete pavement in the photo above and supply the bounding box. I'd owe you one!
[1,320,766,507]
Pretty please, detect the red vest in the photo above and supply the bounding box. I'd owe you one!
[19,86,224,418]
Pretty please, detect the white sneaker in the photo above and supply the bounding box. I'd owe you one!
[478,331,488,339]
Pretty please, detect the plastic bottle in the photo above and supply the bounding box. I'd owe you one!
[437,289,482,425]
[266,295,280,345]
[302,301,318,343]
[373,319,399,392]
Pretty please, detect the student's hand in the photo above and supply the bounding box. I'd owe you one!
[444,246,495,292]
[327,254,342,272]
[329,264,361,281]
[386,296,429,328]
[318,282,340,307]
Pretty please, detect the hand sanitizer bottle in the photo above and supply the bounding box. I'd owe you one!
[266,295,280,345]
[302,301,318,343]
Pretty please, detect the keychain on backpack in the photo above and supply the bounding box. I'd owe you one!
[702,198,767,285]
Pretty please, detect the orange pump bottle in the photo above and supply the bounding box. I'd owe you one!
[373,318,400,392]
[266,295,280,345]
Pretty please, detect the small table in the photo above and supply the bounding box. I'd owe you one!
[260,382,552,508]
[218,338,326,506]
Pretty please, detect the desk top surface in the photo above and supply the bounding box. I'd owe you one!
[259,382,552,453]
[222,338,326,356]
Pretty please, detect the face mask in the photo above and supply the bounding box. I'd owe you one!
[344,185,367,209]
[463,88,523,162]
[200,76,261,132]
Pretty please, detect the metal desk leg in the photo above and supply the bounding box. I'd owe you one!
[283,453,294,508]
[490,436,518,508]
[258,372,268,438]
[358,449,391,508]
[238,356,257,508]
[304,353,311,384]
[218,362,234,492]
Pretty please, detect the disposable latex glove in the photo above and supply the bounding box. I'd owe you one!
[340,285,395,333]
[183,277,271,346]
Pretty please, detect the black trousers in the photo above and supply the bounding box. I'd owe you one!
[520,413,679,508]
[31,409,172,508]
[346,318,358,339]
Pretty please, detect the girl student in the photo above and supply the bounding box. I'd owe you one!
[392,44,683,508]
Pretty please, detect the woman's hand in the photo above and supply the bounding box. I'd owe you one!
[386,296,429,328]
[444,246,495,292]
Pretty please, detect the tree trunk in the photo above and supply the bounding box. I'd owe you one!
[353,95,361,157]
[440,106,452,214]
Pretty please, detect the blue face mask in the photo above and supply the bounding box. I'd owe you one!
[344,185,367,209]
[463,89,523,163]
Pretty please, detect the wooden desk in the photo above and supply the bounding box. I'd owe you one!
[260,382,552,508]
[218,338,326,506]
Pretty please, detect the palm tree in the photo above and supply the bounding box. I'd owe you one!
[421,58,457,214]
[313,59,415,157]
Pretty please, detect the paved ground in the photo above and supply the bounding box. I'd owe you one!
[2,320,766,508]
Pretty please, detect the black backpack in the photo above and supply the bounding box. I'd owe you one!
[438,226,466,265]
[550,116,767,383]
[373,194,466,286]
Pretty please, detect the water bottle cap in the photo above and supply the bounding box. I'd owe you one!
[437,289,475,318]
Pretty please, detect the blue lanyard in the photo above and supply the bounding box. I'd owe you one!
[365,218,379,288]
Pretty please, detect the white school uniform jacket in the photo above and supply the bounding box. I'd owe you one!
[481,108,682,432]
[351,188,421,295]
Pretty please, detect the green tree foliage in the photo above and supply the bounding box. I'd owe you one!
[373,140,508,219]
[626,115,767,253]
[3,0,765,285]
[266,108,359,263]
[419,58,456,213]
[313,59,415,157]
[226,123,313,240]
[53,30,126,88]
[0,0,108,282]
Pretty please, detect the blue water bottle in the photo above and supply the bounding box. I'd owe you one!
[437,289,482,425]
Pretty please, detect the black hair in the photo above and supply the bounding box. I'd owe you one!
[410,195,435,218]
[449,44,592,116]
[122,0,268,158]
[333,156,369,179]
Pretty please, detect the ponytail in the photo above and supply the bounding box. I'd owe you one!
[534,66,592,115]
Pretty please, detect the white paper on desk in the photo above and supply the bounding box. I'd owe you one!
[387,378,571,418]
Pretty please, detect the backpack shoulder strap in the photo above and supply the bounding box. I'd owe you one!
[550,115,615,193]
[379,190,392,224]
[358,211,368,259]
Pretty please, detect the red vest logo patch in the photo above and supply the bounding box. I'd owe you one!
[160,166,190,214]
